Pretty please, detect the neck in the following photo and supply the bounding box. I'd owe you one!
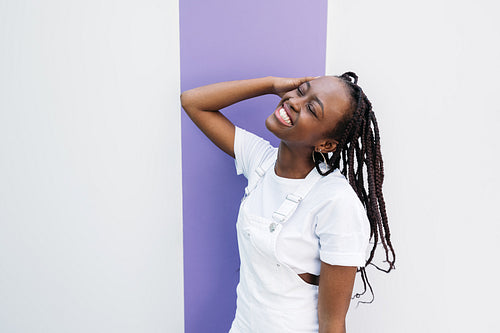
[275,141,315,179]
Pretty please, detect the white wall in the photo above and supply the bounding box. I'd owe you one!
[326,0,500,332]
[0,1,184,332]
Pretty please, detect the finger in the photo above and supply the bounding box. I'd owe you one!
[302,76,321,82]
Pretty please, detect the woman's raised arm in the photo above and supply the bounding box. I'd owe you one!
[180,77,276,158]
[180,76,317,158]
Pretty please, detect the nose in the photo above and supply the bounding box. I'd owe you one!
[288,96,303,113]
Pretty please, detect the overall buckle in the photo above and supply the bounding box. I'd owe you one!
[285,193,302,203]
[272,212,286,223]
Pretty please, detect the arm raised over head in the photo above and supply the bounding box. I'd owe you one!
[180,76,316,158]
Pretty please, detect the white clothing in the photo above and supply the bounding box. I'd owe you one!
[234,127,371,273]
[229,126,371,332]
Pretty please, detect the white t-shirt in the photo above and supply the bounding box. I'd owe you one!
[234,126,371,275]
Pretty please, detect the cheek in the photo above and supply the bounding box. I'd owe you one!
[316,116,340,137]
[307,121,335,142]
[293,122,325,144]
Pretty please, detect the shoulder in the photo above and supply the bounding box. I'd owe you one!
[309,168,368,224]
[314,168,359,203]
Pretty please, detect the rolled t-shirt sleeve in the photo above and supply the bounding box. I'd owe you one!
[314,191,371,267]
[234,126,275,179]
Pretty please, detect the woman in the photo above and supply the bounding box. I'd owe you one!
[180,73,396,333]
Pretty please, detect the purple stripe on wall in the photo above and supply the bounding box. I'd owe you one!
[179,1,328,332]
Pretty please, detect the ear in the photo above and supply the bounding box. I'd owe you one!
[314,139,338,153]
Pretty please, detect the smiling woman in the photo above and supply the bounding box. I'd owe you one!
[264,77,352,181]
[180,74,395,333]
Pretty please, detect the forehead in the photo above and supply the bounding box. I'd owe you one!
[308,76,351,116]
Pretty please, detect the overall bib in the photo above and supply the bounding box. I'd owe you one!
[229,153,323,333]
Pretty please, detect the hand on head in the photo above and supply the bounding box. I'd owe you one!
[271,76,321,98]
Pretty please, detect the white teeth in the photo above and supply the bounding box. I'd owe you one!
[279,108,292,125]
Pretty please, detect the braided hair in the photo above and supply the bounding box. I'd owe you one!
[312,72,396,305]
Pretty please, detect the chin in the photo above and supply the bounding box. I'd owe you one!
[265,114,278,136]
[266,116,289,143]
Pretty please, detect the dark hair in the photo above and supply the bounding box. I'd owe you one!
[313,72,396,305]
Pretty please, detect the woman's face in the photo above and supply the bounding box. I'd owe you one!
[265,76,351,152]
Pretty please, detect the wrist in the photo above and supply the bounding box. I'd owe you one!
[261,76,277,95]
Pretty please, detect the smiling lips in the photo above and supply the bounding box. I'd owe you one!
[274,104,293,126]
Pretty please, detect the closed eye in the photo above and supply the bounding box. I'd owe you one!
[297,86,318,118]
[308,105,317,117]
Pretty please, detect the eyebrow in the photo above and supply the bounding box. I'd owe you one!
[305,81,324,117]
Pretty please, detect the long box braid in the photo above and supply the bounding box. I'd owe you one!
[312,72,396,305]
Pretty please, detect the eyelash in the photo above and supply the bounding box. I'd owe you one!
[297,87,317,117]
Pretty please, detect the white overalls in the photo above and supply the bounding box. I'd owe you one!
[229,152,323,333]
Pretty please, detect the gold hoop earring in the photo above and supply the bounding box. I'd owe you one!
[312,149,328,165]
[319,151,328,165]
[311,150,317,164]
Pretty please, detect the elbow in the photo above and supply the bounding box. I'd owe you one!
[180,90,201,115]
[180,90,194,114]
[180,90,204,117]
[180,91,189,109]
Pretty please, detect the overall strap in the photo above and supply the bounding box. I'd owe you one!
[243,150,277,198]
[271,169,322,223]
